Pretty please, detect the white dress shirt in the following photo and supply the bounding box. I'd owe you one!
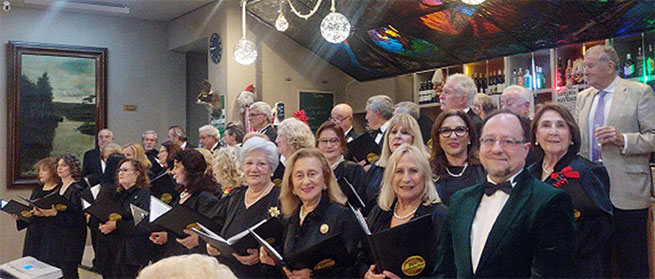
[470,170,522,273]
[374,121,390,145]
[586,76,628,154]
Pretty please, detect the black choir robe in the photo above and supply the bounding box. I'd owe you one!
[333,160,368,205]
[217,186,281,278]
[434,164,486,206]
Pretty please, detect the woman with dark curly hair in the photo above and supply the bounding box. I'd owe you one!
[21,154,87,278]
[149,149,221,259]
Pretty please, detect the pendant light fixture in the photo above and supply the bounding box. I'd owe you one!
[234,0,257,65]
[320,0,350,43]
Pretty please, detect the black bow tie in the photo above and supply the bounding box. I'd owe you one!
[482,181,513,196]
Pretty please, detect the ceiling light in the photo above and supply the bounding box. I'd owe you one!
[320,0,350,43]
[275,0,288,32]
[234,0,257,65]
[461,0,486,5]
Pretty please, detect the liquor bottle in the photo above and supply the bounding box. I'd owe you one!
[488,71,496,94]
[557,56,565,87]
[538,66,546,89]
[482,73,488,94]
[511,69,517,85]
[636,47,643,77]
[647,44,655,76]
[624,53,634,78]
[499,70,505,91]
[517,67,524,87]
[523,69,532,90]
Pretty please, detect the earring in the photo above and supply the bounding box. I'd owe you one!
[467,141,471,145]
[534,141,539,146]
[570,141,574,146]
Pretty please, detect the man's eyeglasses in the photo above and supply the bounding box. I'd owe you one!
[318,138,340,145]
[439,127,468,138]
[479,137,527,148]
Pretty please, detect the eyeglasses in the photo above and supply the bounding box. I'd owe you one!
[318,138,340,145]
[118,168,135,173]
[439,127,468,138]
[479,137,527,148]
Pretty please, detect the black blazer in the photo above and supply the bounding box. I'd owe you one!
[418,115,435,144]
[108,186,155,266]
[260,124,278,143]
[363,163,385,215]
[82,147,103,187]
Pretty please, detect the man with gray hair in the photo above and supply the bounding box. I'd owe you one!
[248,101,277,142]
[394,101,433,144]
[471,93,497,120]
[168,125,195,150]
[141,130,163,175]
[365,95,394,147]
[198,125,221,153]
[441,73,483,136]
[576,44,655,278]
[500,85,531,118]
[82,128,114,187]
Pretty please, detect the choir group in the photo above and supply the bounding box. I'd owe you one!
[5,44,654,279]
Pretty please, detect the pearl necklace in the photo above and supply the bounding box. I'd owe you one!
[393,206,418,219]
[445,163,468,178]
[245,182,274,208]
[542,161,554,174]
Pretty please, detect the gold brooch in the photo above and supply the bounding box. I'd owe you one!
[320,224,329,234]
[268,206,280,217]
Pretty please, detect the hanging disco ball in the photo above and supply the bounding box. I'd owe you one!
[320,11,350,44]
[234,38,257,65]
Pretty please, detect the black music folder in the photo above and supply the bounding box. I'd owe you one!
[337,177,365,209]
[193,217,283,256]
[149,200,221,238]
[346,133,381,164]
[150,173,178,205]
[351,206,437,277]
[1,199,33,223]
[254,230,352,272]
[18,191,76,212]
[83,197,130,223]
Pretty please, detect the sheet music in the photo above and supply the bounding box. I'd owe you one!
[90,184,101,200]
[130,204,148,225]
[149,196,172,223]
[1,199,7,208]
[81,199,91,210]
[349,203,371,235]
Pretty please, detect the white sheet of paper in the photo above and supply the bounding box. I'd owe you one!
[149,196,172,223]
[90,184,101,200]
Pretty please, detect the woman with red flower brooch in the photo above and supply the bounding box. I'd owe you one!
[528,103,613,278]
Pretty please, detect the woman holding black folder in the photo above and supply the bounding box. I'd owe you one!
[30,154,86,278]
[98,158,153,278]
[316,121,368,208]
[206,136,282,278]
[13,158,61,265]
[149,149,221,258]
[260,147,364,278]
[364,114,425,214]
[363,144,447,279]
[430,109,486,206]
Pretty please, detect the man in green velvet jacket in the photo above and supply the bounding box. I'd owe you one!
[433,110,576,278]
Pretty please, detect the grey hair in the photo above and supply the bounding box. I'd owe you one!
[250,101,272,121]
[99,128,114,139]
[585,44,620,71]
[277,117,315,153]
[367,95,394,120]
[473,93,497,115]
[445,73,477,106]
[199,125,220,139]
[394,101,420,120]
[502,85,531,103]
[239,136,279,172]
[169,125,187,141]
[141,130,157,140]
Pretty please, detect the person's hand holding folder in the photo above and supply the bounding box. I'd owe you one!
[98,220,117,234]
[233,249,259,266]
[150,231,168,245]
[38,205,58,217]
[365,265,401,279]
[283,266,312,279]
[175,228,200,249]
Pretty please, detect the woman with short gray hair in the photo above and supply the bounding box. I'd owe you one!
[206,136,282,278]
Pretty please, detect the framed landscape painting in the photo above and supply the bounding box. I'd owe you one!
[7,41,107,188]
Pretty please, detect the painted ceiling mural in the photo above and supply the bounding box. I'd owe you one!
[247,0,655,81]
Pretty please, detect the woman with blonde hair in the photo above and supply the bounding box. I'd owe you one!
[364,113,426,214]
[274,117,315,182]
[260,148,363,278]
[212,146,245,197]
[362,144,447,279]
[122,143,154,179]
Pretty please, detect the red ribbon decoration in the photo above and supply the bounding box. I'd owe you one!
[550,166,580,188]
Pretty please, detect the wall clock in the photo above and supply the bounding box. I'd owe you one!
[209,32,222,64]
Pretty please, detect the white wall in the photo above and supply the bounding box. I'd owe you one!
[0,8,186,263]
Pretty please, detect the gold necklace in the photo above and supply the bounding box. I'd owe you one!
[245,182,274,208]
